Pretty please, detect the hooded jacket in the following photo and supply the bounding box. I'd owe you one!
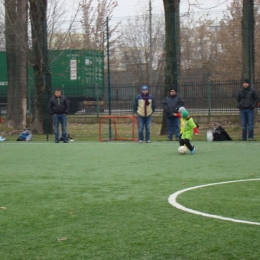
[237,87,259,109]
[162,94,184,117]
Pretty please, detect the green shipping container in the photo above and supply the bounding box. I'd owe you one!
[0,49,105,99]
[0,52,8,99]
[47,49,104,98]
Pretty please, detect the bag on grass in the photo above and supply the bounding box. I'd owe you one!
[16,129,32,141]
[59,133,74,141]
[206,129,213,142]
[213,126,232,141]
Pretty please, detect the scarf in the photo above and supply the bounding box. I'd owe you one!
[141,93,150,117]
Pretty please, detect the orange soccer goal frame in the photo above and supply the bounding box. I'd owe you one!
[99,115,139,142]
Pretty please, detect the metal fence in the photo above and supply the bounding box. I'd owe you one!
[1,4,259,119]
[56,80,258,116]
[0,80,258,117]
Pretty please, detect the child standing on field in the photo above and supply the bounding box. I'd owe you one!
[180,110,198,154]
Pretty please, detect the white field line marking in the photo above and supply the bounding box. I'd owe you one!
[168,178,260,226]
[0,141,171,145]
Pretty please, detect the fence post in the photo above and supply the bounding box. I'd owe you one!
[207,80,211,116]
[42,19,50,141]
[132,84,135,115]
[95,85,100,117]
[106,17,112,138]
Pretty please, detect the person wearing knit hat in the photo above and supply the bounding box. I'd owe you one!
[133,85,156,143]
[181,110,189,119]
[178,107,186,144]
[162,89,184,141]
[179,109,198,155]
[237,79,259,141]
[141,85,148,91]
[173,106,186,146]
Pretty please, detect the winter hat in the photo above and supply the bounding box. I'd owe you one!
[141,85,148,91]
[243,79,250,84]
[178,106,186,113]
[181,110,189,119]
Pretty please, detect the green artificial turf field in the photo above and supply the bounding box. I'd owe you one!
[0,140,260,260]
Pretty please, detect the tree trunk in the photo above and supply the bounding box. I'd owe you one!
[161,0,180,135]
[29,0,52,134]
[5,0,28,129]
[242,0,257,126]
[242,0,255,82]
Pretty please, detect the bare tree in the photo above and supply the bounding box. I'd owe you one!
[80,0,119,50]
[242,0,254,82]
[161,0,180,135]
[47,0,81,50]
[117,12,165,85]
[180,15,219,80]
[0,3,6,50]
[5,0,28,128]
[29,0,51,133]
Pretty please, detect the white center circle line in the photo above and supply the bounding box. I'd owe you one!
[168,178,260,226]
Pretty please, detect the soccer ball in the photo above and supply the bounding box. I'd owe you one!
[178,145,188,155]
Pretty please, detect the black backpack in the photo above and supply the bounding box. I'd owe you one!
[213,126,232,141]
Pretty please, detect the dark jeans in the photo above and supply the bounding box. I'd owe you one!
[167,117,180,140]
[53,114,67,142]
[180,138,193,151]
[138,115,152,141]
[240,108,254,140]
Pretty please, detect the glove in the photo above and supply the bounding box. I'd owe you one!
[257,103,260,107]
[193,127,199,135]
[175,113,181,118]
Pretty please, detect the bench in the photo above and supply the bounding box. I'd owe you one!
[82,101,104,108]
[82,101,104,113]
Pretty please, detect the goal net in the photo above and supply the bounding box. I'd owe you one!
[99,115,139,142]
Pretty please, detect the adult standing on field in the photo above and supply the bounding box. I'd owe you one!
[133,85,156,143]
[162,88,184,141]
[49,89,69,143]
[237,79,259,141]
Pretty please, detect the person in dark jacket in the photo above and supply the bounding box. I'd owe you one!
[237,79,259,141]
[162,89,184,141]
[49,89,69,143]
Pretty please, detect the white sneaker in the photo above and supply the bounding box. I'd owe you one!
[139,140,143,143]
[0,137,5,141]
[146,140,151,143]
